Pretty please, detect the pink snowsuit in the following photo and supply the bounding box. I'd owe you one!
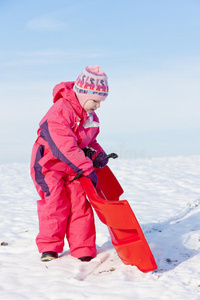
[30,82,104,258]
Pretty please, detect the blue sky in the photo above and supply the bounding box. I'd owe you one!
[0,0,200,163]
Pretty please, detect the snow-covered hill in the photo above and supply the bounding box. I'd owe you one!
[1,156,200,299]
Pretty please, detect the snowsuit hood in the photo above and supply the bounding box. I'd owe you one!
[53,81,83,118]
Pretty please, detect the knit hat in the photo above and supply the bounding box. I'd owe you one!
[73,65,109,108]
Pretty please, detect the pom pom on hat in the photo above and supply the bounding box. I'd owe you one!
[73,65,109,108]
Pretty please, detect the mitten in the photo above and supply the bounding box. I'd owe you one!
[93,152,108,168]
[86,170,97,187]
[82,147,96,160]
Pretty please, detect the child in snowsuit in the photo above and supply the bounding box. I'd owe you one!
[30,65,109,262]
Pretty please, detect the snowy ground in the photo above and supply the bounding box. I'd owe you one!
[1,155,200,299]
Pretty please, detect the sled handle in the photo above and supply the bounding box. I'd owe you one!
[105,153,118,159]
[70,153,118,182]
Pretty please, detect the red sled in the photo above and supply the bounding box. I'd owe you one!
[80,166,157,273]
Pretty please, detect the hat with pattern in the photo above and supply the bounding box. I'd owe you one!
[73,65,109,108]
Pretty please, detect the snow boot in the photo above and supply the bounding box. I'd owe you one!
[41,251,58,262]
[78,256,93,262]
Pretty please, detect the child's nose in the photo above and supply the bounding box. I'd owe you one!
[96,102,100,108]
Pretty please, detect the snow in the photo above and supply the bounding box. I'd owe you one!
[1,156,200,299]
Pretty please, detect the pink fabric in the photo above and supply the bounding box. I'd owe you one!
[73,65,109,108]
[30,82,104,256]
[31,147,96,256]
[85,65,107,76]
[38,81,104,177]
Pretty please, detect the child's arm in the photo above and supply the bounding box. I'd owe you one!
[39,113,96,184]
[89,139,104,154]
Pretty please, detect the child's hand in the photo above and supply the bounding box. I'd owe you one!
[70,170,97,187]
[93,152,109,168]
[86,170,97,187]
[82,147,96,159]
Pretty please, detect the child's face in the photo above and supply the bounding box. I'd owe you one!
[83,99,101,113]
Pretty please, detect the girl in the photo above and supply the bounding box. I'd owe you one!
[30,65,109,262]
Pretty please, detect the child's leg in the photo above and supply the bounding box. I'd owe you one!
[66,180,97,258]
[36,172,70,253]
[31,143,70,254]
